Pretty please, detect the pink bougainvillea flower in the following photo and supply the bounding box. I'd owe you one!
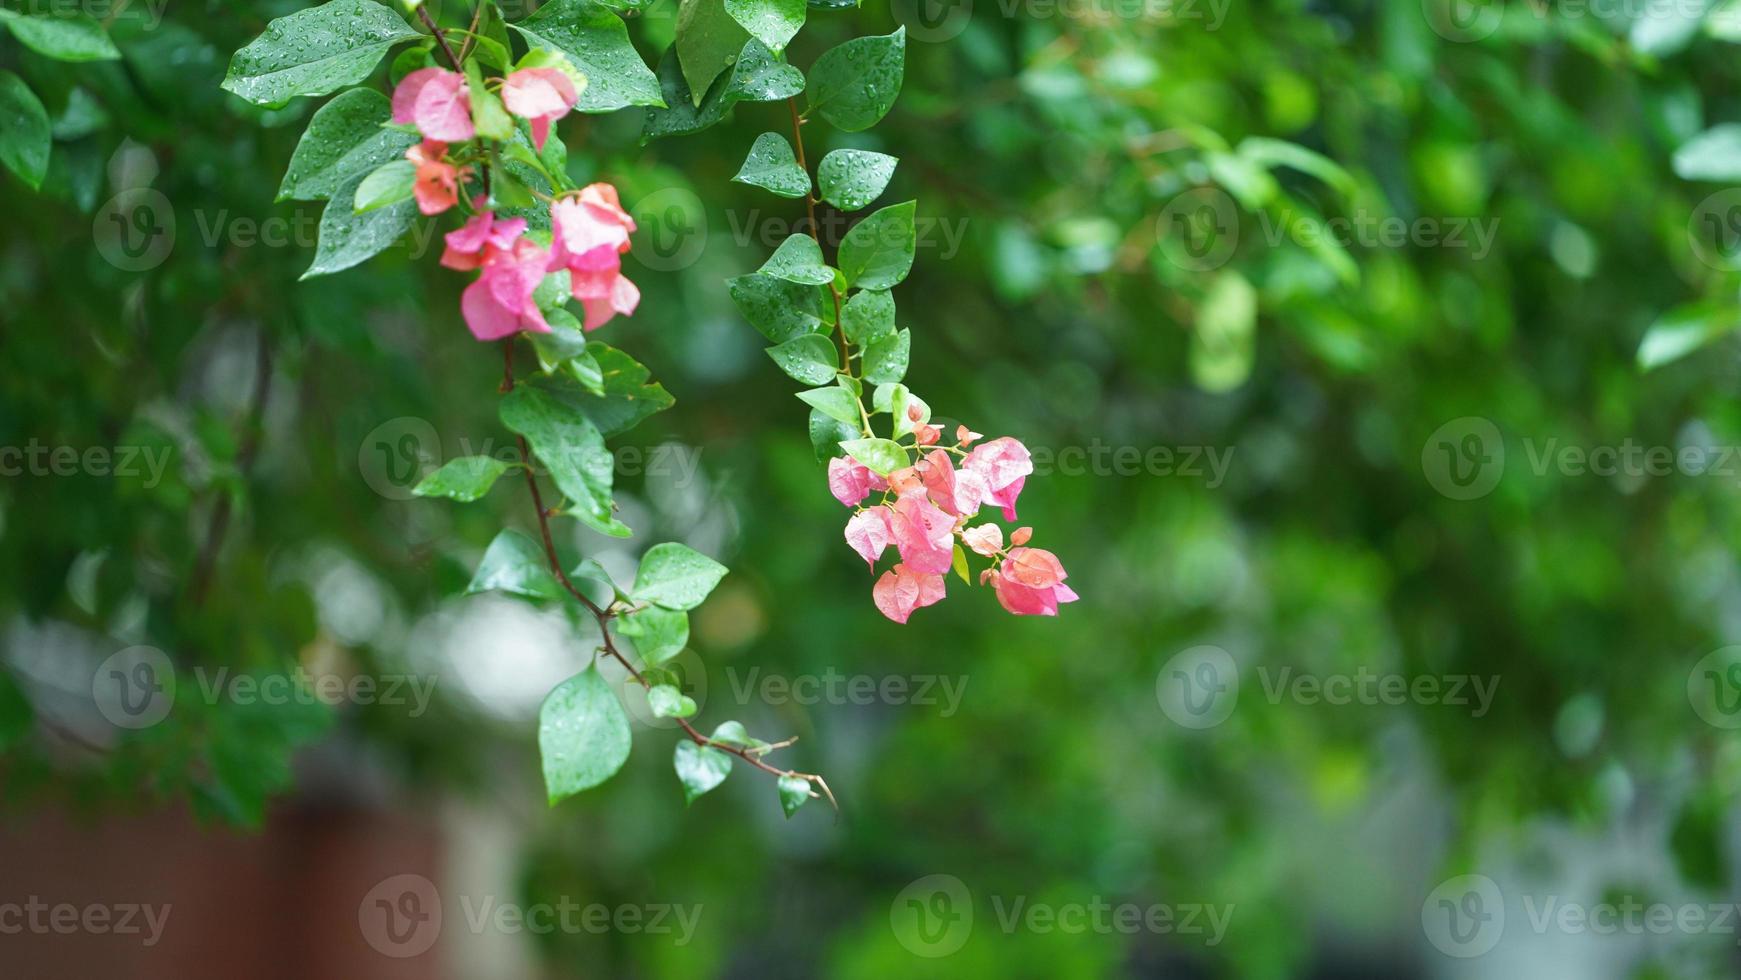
[460,238,552,341]
[889,491,955,575]
[548,184,640,330]
[962,523,1003,557]
[885,465,925,499]
[956,424,983,447]
[501,67,578,151]
[440,208,527,270]
[917,449,989,517]
[964,437,1033,521]
[872,562,947,624]
[844,507,893,567]
[392,68,474,142]
[828,456,877,507]
[991,547,1079,616]
[404,140,460,216]
[1010,526,1033,547]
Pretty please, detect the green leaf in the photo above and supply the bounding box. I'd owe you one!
[817,149,897,211]
[353,159,416,213]
[838,201,916,290]
[675,0,749,105]
[389,43,435,84]
[767,334,839,385]
[413,455,512,502]
[797,386,860,425]
[616,606,688,666]
[1236,136,1356,197]
[733,132,811,199]
[952,543,971,585]
[512,0,664,112]
[809,407,858,462]
[632,542,728,610]
[303,172,418,278]
[759,234,835,285]
[1638,301,1741,370]
[0,72,49,191]
[709,720,766,749]
[805,27,904,132]
[724,0,805,53]
[0,11,120,62]
[728,272,823,343]
[642,39,803,141]
[463,60,515,141]
[674,740,731,804]
[841,288,895,346]
[500,382,627,537]
[467,529,563,600]
[647,684,698,718]
[778,774,811,817]
[862,327,910,383]
[529,311,607,393]
[540,665,632,804]
[572,344,675,436]
[221,0,421,106]
[840,437,908,475]
[277,88,417,202]
[1190,270,1257,393]
[569,557,619,608]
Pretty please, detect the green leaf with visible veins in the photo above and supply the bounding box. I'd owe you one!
[733,132,811,199]
[413,455,512,502]
[728,272,824,343]
[540,665,632,804]
[838,201,916,290]
[863,327,910,383]
[511,0,665,112]
[724,0,805,53]
[467,529,564,600]
[805,27,904,132]
[778,774,811,817]
[616,606,689,666]
[759,234,834,285]
[0,11,120,62]
[632,542,728,610]
[500,382,628,537]
[221,0,421,106]
[278,89,417,202]
[303,172,417,279]
[767,334,839,385]
[675,0,748,106]
[817,149,898,211]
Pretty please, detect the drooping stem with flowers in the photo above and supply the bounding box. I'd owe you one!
[220,0,1066,816]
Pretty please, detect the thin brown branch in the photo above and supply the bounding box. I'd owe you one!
[417,6,464,72]
[788,98,852,375]
[501,340,834,807]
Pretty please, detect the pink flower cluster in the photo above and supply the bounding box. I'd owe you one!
[829,423,1077,622]
[393,68,576,211]
[391,67,640,340]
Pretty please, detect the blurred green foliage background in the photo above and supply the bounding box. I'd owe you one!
[8,0,1741,976]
